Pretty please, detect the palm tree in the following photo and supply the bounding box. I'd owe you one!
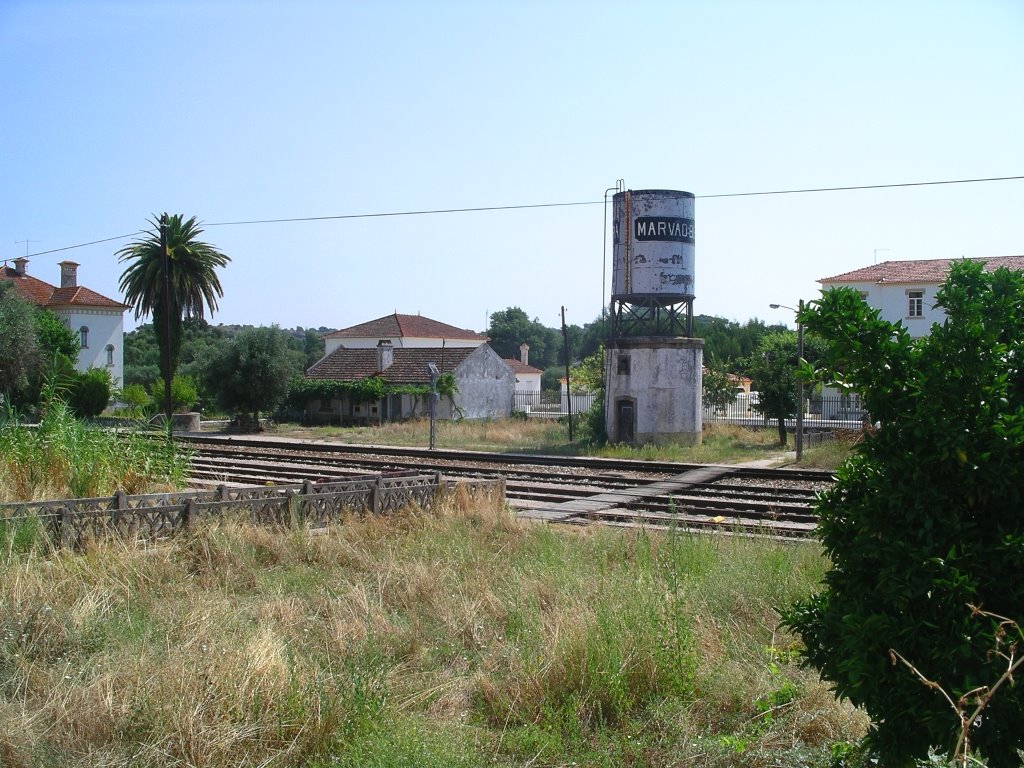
[117,214,230,419]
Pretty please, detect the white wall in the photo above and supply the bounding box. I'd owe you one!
[514,372,541,392]
[605,339,703,445]
[451,345,515,419]
[58,307,125,386]
[833,280,942,338]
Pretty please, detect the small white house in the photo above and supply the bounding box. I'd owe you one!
[820,256,1024,338]
[1,258,128,385]
[505,343,543,392]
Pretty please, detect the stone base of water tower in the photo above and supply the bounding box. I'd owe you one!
[604,336,704,446]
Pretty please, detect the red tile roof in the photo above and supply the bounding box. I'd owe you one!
[323,313,487,341]
[1,264,128,310]
[306,346,477,384]
[820,256,1024,285]
[503,358,543,375]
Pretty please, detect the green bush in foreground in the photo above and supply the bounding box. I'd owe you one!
[784,261,1024,767]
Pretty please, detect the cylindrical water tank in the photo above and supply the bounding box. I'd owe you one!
[612,189,695,302]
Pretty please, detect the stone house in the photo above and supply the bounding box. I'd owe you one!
[305,313,515,423]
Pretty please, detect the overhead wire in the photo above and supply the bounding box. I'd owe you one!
[697,174,1024,199]
[13,174,1024,259]
[17,232,144,259]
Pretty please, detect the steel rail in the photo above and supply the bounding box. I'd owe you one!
[179,434,835,483]
[179,435,832,540]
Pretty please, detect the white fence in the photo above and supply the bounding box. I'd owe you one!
[704,393,868,429]
[512,390,598,417]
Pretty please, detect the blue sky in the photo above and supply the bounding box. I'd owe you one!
[3,0,1022,334]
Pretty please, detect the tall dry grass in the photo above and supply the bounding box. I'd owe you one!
[0,400,190,502]
[0,488,866,767]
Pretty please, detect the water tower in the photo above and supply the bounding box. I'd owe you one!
[605,189,703,445]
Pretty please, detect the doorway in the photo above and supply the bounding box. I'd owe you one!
[616,398,636,443]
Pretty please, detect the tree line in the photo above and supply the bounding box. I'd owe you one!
[121,307,795,426]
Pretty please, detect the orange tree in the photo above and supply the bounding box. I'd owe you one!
[783,260,1024,767]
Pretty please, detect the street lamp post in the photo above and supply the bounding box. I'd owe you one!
[427,363,440,450]
[770,301,805,461]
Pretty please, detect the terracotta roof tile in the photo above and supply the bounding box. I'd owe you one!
[306,349,379,380]
[1,265,128,309]
[306,346,477,384]
[1,267,55,304]
[48,285,129,310]
[503,358,543,375]
[323,313,487,341]
[820,256,1024,285]
[380,348,476,383]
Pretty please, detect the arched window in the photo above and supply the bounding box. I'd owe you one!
[79,326,89,349]
[105,344,115,366]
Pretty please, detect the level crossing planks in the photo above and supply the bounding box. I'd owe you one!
[516,466,733,523]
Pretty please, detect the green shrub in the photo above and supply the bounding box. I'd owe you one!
[0,396,190,499]
[149,374,198,413]
[783,261,1024,767]
[67,367,112,418]
[574,399,606,447]
[120,382,153,417]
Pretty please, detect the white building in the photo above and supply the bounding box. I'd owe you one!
[505,343,543,393]
[816,256,1024,420]
[1,258,128,385]
[820,256,1024,338]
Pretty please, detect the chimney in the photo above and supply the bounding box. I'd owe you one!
[376,339,394,372]
[13,257,27,276]
[59,260,79,288]
[519,343,530,367]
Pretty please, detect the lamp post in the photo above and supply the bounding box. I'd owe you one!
[769,301,804,461]
[427,363,439,450]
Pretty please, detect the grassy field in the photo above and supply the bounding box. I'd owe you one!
[263,418,852,468]
[0,488,866,768]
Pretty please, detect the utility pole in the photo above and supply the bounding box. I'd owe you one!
[159,215,173,437]
[770,301,805,459]
[796,299,804,461]
[561,306,573,443]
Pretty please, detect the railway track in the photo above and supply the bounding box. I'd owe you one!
[179,434,833,540]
